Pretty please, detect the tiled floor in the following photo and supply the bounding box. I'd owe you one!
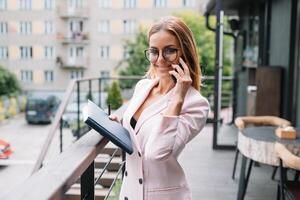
[179,124,278,200]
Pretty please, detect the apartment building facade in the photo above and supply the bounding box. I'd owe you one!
[0,0,200,92]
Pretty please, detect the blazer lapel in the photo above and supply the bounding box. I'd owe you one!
[133,91,172,134]
[126,78,159,152]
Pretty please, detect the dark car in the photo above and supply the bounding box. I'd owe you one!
[25,95,61,124]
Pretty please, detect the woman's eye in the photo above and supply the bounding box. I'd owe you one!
[164,48,177,54]
[149,49,158,55]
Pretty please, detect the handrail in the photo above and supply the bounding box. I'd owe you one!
[31,79,77,174]
[31,75,233,175]
[32,75,142,174]
[2,130,109,200]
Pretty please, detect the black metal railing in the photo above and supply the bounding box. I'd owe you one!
[5,74,232,199]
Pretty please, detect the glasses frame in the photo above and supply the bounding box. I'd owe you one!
[144,47,180,63]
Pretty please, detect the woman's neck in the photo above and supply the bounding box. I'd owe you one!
[153,77,175,95]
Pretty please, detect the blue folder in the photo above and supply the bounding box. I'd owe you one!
[82,100,133,154]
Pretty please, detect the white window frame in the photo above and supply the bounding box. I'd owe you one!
[99,46,109,59]
[182,0,195,7]
[44,46,54,59]
[19,21,32,35]
[19,0,32,10]
[0,0,7,10]
[123,46,130,59]
[44,21,54,35]
[154,0,167,8]
[70,69,84,79]
[44,0,55,10]
[68,46,84,58]
[44,70,54,83]
[124,0,136,8]
[98,0,110,8]
[98,20,110,33]
[68,0,83,9]
[20,46,32,59]
[0,22,8,34]
[0,46,8,59]
[21,70,33,83]
[123,20,136,34]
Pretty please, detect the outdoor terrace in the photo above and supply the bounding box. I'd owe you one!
[0,122,279,200]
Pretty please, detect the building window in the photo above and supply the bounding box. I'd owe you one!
[21,70,33,83]
[20,46,32,59]
[68,0,83,8]
[123,20,136,34]
[0,46,8,59]
[123,46,129,59]
[154,0,167,7]
[19,0,32,10]
[44,0,55,10]
[99,0,110,8]
[124,0,136,8]
[44,21,54,35]
[69,46,84,58]
[69,20,84,38]
[0,0,7,10]
[182,0,195,7]
[44,46,54,59]
[20,21,32,35]
[44,70,53,83]
[98,20,110,33]
[0,22,7,34]
[99,46,109,59]
[100,70,110,87]
[70,69,84,79]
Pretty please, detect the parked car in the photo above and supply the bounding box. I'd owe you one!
[25,95,61,124]
[0,139,13,159]
[62,102,86,128]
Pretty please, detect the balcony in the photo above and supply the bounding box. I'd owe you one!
[57,32,89,45]
[57,5,89,19]
[56,56,89,69]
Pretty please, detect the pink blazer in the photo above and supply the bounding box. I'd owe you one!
[119,78,209,200]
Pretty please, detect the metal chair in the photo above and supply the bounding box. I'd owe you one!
[232,116,291,180]
[275,143,300,200]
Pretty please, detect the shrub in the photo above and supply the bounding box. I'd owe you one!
[106,81,123,110]
[0,66,21,96]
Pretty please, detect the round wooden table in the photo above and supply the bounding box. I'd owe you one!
[237,126,300,200]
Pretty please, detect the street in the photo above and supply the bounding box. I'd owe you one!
[0,114,75,196]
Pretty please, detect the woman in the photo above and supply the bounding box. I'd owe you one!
[110,16,209,200]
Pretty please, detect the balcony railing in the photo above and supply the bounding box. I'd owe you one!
[57,32,89,44]
[57,5,89,18]
[1,75,235,199]
[56,56,89,69]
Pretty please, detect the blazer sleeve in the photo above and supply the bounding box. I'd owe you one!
[146,95,210,161]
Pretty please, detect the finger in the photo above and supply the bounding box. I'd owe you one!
[172,64,184,76]
[179,58,190,76]
[169,70,180,81]
[108,115,117,120]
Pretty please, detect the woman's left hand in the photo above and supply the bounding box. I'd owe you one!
[169,57,192,102]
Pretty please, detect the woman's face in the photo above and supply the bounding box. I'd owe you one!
[148,30,181,79]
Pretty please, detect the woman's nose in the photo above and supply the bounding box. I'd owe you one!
[156,52,165,64]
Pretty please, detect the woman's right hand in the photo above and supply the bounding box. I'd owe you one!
[108,114,120,123]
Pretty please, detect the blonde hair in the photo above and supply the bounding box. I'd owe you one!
[146,16,201,90]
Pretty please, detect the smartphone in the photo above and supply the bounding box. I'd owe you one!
[171,63,184,83]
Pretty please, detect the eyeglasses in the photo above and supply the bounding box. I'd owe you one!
[144,47,180,63]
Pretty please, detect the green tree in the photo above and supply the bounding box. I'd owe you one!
[175,12,233,103]
[119,12,233,107]
[119,29,149,89]
[106,81,123,110]
[0,66,21,96]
